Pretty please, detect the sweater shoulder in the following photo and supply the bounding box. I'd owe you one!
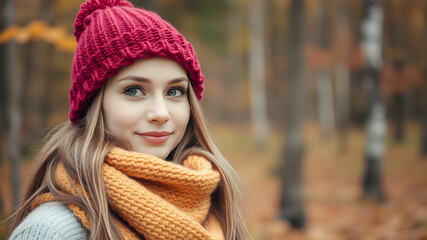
[9,202,89,240]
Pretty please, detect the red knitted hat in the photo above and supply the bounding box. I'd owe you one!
[69,0,204,124]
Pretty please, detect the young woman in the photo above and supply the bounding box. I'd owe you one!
[9,0,249,239]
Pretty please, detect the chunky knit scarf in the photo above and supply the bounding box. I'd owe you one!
[33,148,224,240]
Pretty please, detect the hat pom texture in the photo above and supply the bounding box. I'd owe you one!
[74,0,134,41]
[69,0,204,124]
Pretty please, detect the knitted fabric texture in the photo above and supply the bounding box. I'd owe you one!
[32,148,224,240]
[69,0,205,124]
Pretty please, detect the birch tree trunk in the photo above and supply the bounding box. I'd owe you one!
[4,0,22,210]
[361,0,386,201]
[279,0,306,229]
[249,0,269,147]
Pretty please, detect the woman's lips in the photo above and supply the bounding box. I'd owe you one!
[137,131,171,144]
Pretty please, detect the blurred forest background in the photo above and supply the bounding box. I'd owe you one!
[1,0,427,239]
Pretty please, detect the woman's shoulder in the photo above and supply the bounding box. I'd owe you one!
[9,202,89,240]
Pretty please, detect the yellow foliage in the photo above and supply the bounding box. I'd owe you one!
[0,20,76,53]
[55,36,78,53]
[28,21,47,39]
[0,26,20,43]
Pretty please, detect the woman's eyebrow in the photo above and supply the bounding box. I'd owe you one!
[168,77,189,84]
[117,76,150,83]
[116,76,189,84]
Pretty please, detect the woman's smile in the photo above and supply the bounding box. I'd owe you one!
[136,131,172,144]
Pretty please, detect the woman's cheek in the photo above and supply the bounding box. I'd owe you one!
[105,98,141,132]
[115,104,141,129]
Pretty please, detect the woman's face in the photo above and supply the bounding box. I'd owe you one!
[102,57,190,159]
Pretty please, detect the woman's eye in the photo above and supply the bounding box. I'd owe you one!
[166,88,185,97]
[124,86,144,97]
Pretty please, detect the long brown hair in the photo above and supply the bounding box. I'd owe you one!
[11,84,250,239]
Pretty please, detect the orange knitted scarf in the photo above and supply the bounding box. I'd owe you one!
[33,147,224,240]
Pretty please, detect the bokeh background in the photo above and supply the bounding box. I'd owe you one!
[1,0,427,239]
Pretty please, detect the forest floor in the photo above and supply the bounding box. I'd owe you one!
[0,121,426,239]
[213,121,427,240]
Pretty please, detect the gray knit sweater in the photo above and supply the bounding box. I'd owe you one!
[9,202,89,240]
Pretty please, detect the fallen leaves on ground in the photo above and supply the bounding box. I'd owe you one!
[215,122,427,240]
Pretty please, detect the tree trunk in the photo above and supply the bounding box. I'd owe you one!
[40,45,55,129]
[361,0,386,201]
[226,0,244,122]
[316,69,335,139]
[0,0,8,159]
[391,60,405,142]
[336,61,350,152]
[363,102,386,201]
[0,0,7,212]
[24,0,54,151]
[421,70,427,156]
[335,0,351,153]
[249,0,269,147]
[315,1,335,140]
[421,109,427,156]
[279,0,306,229]
[392,92,405,142]
[4,0,22,211]
[267,1,287,126]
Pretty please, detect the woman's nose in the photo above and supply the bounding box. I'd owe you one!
[147,95,170,125]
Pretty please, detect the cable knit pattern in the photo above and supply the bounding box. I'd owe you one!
[33,148,223,240]
[69,0,205,124]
